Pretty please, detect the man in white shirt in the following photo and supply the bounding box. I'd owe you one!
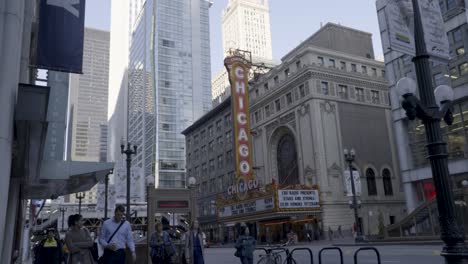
[99,205,136,263]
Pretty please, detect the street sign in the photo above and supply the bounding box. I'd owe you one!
[344,170,362,197]
[377,0,449,61]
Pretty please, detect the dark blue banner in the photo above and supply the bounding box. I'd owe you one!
[35,0,86,73]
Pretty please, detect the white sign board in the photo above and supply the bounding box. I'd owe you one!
[344,170,362,197]
[277,189,320,209]
[377,0,449,60]
[218,197,274,218]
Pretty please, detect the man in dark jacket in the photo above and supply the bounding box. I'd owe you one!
[35,228,64,264]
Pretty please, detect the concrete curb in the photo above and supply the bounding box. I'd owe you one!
[333,240,444,246]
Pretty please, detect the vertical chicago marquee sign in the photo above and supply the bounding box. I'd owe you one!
[225,55,258,199]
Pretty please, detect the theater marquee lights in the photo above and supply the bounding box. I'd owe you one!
[225,55,254,199]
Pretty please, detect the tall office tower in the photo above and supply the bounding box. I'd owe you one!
[212,0,275,103]
[222,0,272,60]
[68,28,110,204]
[127,0,213,189]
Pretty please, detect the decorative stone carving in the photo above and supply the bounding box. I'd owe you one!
[321,101,336,114]
[297,104,310,117]
[327,163,342,178]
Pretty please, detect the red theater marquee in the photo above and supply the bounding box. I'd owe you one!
[225,55,254,198]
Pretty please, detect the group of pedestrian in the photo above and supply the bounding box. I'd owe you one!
[149,220,206,264]
[34,205,136,264]
[33,205,258,264]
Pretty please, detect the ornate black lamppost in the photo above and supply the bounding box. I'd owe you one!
[121,142,137,221]
[59,207,67,231]
[395,0,468,262]
[188,176,197,223]
[343,148,364,242]
[104,169,113,220]
[76,192,85,215]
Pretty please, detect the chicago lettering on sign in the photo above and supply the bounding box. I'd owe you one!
[224,56,254,199]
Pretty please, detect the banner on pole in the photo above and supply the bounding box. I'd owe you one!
[35,0,86,73]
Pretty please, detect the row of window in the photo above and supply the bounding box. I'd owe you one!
[189,150,234,178]
[251,82,384,125]
[316,56,385,78]
[187,113,232,147]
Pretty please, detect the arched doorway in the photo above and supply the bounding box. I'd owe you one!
[277,134,299,185]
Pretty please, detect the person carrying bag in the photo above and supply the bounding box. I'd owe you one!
[98,205,136,264]
[98,220,124,264]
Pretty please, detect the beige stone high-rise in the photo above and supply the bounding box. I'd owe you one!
[212,0,275,102]
[69,28,110,204]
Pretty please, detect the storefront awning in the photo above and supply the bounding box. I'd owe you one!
[14,83,114,199]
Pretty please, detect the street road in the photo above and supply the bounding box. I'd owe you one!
[204,243,444,264]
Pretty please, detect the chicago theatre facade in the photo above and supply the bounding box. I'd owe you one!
[183,23,406,243]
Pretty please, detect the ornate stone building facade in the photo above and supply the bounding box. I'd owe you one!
[247,23,406,235]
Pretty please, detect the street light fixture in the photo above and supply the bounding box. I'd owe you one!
[121,142,137,221]
[59,207,67,231]
[75,192,85,215]
[394,0,468,262]
[343,148,364,242]
[104,169,114,220]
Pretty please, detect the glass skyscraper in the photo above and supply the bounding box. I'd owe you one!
[128,0,212,188]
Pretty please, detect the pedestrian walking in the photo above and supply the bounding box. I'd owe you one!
[150,222,176,264]
[98,205,136,264]
[184,221,205,264]
[61,239,70,264]
[64,214,94,264]
[35,228,65,264]
[338,225,344,238]
[235,225,256,264]
[328,226,333,241]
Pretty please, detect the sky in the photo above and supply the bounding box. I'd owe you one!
[84,0,383,76]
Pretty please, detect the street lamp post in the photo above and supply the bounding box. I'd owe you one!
[343,148,364,243]
[394,0,468,262]
[104,169,113,220]
[59,207,67,231]
[76,192,85,215]
[121,142,137,221]
[188,176,197,223]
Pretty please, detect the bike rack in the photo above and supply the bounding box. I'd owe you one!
[289,247,314,264]
[354,247,381,264]
[318,247,344,264]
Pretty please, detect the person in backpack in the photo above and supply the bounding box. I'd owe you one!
[150,221,176,264]
[36,228,65,264]
[98,205,136,264]
[235,225,256,264]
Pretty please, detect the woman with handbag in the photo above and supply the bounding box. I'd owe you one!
[184,221,205,264]
[235,225,256,264]
[150,222,176,264]
[65,214,95,264]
